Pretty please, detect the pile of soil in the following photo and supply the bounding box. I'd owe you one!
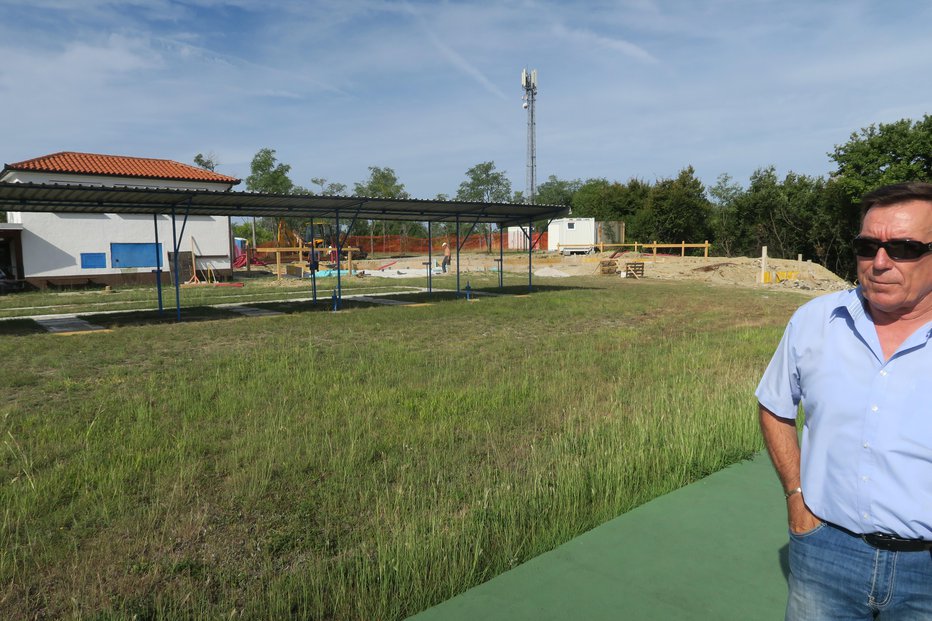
[613,254,850,293]
[248,252,852,293]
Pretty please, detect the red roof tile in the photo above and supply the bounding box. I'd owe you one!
[4,151,241,185]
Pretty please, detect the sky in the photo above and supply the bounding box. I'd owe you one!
[1,0,930,200]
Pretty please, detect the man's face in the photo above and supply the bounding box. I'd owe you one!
[857,200,932,318]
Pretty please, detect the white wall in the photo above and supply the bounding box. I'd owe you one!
[547,218,596,251]
[3,170,233,278]
[508,226,532,250]
[17,212,230,278]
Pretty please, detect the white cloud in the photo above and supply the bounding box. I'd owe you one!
[551,23,659,64]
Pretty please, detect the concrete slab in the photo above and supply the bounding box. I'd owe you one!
[226,306,284,317]
[34,316,109,334]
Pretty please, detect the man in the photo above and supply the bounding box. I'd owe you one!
[757,181,932,620]
[441,241,451,273]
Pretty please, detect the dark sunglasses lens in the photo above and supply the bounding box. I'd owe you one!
[885,241,925,260]
[853,239,929,260]
[853,239,879,257]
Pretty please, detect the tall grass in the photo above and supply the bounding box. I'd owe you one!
[0,277,809,619]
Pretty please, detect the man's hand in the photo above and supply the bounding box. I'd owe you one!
[787,493,821,534]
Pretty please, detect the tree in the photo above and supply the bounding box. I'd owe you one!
[810,178,861,278]
[631,167,711,244]
[830,115,932,201]
[536,175,581,208]
[572,178,643,221]
[454,162,513,247]
[353,166,409,199]
[728,167,785,257]
[708,173,745,256]
[455,161,512,203]
[244,148,297,243]
[246,148,294,195]
[232,221,272,244]
[310,177,347,196]
[193,152,218,171]
[353,166,410,240]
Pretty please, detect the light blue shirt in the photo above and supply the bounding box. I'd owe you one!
[756,287,932,539]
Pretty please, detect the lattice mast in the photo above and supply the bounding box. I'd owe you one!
[521,68,538,204]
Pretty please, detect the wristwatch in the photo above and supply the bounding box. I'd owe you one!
[784,487,802,499]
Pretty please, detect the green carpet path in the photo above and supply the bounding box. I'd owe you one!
[410,452,790,620]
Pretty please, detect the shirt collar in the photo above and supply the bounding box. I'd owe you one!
[829,287,867,323]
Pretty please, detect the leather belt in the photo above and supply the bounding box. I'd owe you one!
[862,532,932,552]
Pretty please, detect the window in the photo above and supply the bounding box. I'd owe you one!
[80,253,106,269]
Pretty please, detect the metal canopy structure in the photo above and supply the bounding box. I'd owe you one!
[0,181,567,320]
[0,182,567,225]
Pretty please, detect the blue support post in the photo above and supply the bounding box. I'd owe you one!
[455,215,461,296]
[499,224,504,289]
[153,214,163,314]
[171,207,181,322]
[528,217,533,292]
[310,221,317,302]
[335,209,342,309]
[427,221,432,294]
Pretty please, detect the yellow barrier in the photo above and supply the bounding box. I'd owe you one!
[762,271,800,284]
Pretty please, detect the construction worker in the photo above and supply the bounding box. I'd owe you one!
[441,242,451,273]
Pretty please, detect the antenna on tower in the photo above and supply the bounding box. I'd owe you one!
[521,68,538,204]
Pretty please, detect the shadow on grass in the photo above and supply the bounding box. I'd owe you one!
[0,319,46,336]
[8,284,599,331]
[78,307,241,328]
[250,299,379,314]
[340,283,598,304]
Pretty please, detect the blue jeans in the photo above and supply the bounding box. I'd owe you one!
[787,522,932,620]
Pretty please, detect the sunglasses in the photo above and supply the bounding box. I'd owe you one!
[852,237,932,261]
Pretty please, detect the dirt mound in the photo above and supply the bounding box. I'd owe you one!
[254,252,852,293]
[619,254,849,292]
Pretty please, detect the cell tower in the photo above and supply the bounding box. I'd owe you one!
[521,68,538,204]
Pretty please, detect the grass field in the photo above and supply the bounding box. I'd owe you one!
[0,275,809,619]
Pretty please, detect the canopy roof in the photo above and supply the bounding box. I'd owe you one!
[0,182,568,225]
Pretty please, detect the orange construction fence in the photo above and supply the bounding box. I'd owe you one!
[253,233,548,258]
[343,233,548,255]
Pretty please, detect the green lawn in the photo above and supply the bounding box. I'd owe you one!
[0,276,808,619]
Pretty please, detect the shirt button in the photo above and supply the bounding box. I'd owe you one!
[862,512,869,519]
[871,405,879,412]
[862,475,869,481]
[863,442,870,448]
[880,370,888,376]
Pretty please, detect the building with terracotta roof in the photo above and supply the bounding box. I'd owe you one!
[0,151,241,288]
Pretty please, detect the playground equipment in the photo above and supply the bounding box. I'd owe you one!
[303,220,368,261]
[247,220,366,281]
